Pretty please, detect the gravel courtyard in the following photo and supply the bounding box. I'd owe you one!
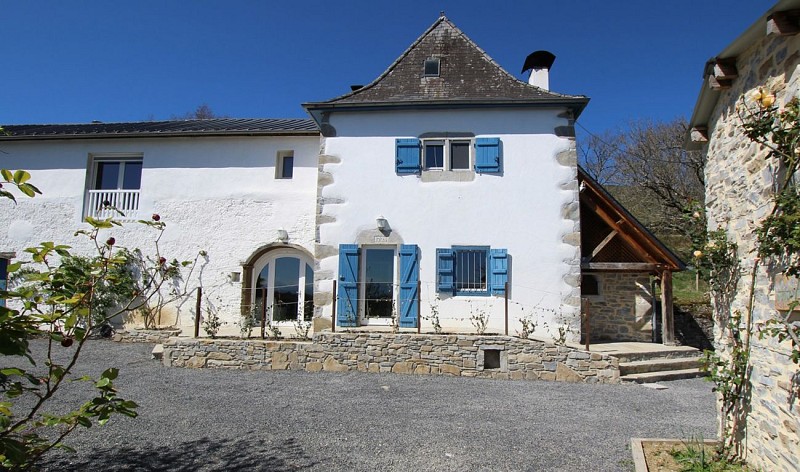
[30,339,717,471]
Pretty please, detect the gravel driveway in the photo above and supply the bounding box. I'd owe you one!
[26,339,716,471]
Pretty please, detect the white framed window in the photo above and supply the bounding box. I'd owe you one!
[276,150,294,179]
[359,245,397,324]
[85,154,143,220]
[253,249,314,324]
[423,138,472,171]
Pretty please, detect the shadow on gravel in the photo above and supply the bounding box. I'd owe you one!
[38,435,321,471]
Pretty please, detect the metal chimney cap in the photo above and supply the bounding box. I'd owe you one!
[521,50,556,73]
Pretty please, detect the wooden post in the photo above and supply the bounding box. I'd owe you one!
[260,287,266,339]
[583,298,590,352]
[417,280,421,334]
[660,270,675,345]
[504,282,509,336]
[194,287,202,338]
[331,280,337,333]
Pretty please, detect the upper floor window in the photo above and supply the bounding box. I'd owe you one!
[85,154,142,221]
[276,150,294,179]
[424,57,440,77]
[395,137,502,175]
[424,139,471,171]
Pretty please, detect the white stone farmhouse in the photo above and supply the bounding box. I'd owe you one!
[1,15,682,346]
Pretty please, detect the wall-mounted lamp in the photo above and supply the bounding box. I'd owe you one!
[277,228,289,243]
[376,216,390,232]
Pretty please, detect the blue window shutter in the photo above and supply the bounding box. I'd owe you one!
[396,138,421,174]
[475,137,502,173]
[436,248,454,294]
[398,245,419,328]
[489,249,508,295]
[337,244,359,327]
[0,258,6,308]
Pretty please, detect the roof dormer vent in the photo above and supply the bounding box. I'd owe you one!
[521,50,556,90]
[424,57,440,77]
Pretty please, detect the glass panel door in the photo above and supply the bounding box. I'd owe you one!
[273,257,300,321]
[362,248,395,320]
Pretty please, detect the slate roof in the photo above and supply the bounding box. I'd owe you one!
[0,118,319,140]
[304,16,588,116]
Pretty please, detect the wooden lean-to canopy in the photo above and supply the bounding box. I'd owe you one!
[578,167,684,273]
[578,167,685,344]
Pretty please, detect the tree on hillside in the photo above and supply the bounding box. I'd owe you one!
[171,103,226,120]
[579,118,706,255]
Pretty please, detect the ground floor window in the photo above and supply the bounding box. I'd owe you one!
[437,246,508,296]
[0,257,7,308]
[252,250,313,323]
[337,244,419,328]
[581,274,601,296]
[361,247,395,320]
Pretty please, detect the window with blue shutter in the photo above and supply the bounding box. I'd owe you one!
[395,138,421,174]
[489,249,508,295]
[436,248,455,294]
[474,137,502,173]
[398,245,419,328]
[337,245,359,326]
[437,246,508,297]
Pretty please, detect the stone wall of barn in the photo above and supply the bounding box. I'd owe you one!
[701,28,800,472]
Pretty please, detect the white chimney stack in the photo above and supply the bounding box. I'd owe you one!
[521,51,556,91]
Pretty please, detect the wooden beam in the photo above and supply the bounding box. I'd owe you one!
[661,270,675,345]
[690,126,708,143]
[581,196,659,264]
[713,59,738,80]
[767,10,800,36]
[581,262,659,272]
[708,76,733,90]
[590,230,618,259]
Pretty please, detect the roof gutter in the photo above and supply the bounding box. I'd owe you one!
[686,0,800,149]
[0,130,320,142]
[303,98,589,128]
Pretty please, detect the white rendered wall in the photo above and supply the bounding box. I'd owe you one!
[0,135,319,332]
[316,108,581,339]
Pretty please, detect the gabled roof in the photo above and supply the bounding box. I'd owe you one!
[303,16,588,121]
[0,118,319,141]
[578,167,685,272]
[686,0,800,149]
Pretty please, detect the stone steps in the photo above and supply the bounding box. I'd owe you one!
[620,357,702,375]
[602,345,708,384]
[621,367,706,384]
[610,346,701,364]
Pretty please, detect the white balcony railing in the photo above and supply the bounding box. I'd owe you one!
[85,189,141,221]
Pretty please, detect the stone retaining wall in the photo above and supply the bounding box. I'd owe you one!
[113,328,182,344]
[162,332,620,383]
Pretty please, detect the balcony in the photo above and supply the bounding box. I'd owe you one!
[85,189,141,221]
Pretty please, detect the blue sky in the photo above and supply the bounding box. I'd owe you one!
[1,1,774,136]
